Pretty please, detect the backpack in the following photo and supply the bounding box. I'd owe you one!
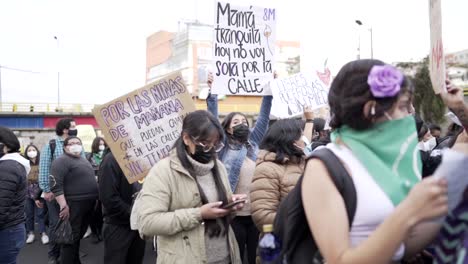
[273,148,357,264]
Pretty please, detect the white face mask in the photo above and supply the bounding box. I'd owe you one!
[69,145,82,155]
[424,137,437,151]
[27,150,37,159]
[99,145,105,151]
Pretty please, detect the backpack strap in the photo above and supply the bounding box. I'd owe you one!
[49,139,57,162]
[307,147,357,225]
[280,147,357,263]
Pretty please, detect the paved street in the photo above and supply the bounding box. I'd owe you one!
[18,234,157,264]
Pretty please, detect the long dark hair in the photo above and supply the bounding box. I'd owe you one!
[173,110,229,237]
[23,144,40,165]
[260,119,304,164]
[91,137,106,154]
[328,59,414,130]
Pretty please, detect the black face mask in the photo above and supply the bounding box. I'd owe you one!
[191,145,214,164]
[232,124,250,142]
[0,143,5,159]
[68,129,78,137]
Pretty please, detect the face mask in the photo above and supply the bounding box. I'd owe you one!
[27,150,38,159]
[99,145,105,151]
[424,137,437,151]
[68,129,78,137]
[0,143,5,158]
[232,124,250,142]
[69,145,82,155]
[191,145,214,164]
[332,116,421,206]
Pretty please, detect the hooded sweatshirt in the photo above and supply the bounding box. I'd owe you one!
[0,152,30,230]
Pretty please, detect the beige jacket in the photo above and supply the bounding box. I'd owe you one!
[250,150,304,231]
[138,150,241,264]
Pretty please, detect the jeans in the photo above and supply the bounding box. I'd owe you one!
[25,197,46,233]
[0,223,26,264]
[46,200,60,259]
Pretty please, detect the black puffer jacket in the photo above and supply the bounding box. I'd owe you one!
[0,159,28,230]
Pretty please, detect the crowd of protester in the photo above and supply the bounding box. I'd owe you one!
[1,58,468,264]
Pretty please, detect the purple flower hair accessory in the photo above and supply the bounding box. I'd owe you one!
[367,65,404,98]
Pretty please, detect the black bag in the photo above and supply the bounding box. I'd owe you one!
[273,148,357,264]
[53,218,74,245]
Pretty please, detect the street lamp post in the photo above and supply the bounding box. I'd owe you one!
[355,20,373,59]
[355,20,362,60]
[54,36,60,111]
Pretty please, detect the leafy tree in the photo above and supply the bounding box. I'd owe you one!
[411,57,445,124]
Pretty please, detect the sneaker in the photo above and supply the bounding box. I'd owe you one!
[41,233,49,245]
[26,232,35,244]
[83,226,92,239]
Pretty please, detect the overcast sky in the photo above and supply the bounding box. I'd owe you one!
[0,0,467,105]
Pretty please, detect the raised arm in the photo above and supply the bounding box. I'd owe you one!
[206,72,219,119]
[441,81,468,129]
[249,95,273,145]
[302,159,448,264]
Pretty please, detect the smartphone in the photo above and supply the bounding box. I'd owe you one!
[222,199,246,209]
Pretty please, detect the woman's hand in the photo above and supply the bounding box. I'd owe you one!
[303,106,314,120]
[440,80,464,109]
[207,72,213,89]
[231,194,248,211]
[59,204,70,220]
[35,200,44,208]
[200,201,230,219]
[400,177,448,225]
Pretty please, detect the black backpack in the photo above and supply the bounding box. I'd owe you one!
[273,148,357,264]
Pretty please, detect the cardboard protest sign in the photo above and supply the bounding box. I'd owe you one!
[429,0,446,94]
[270,72,330,119]
[76,124,97,153]
[92,73,196,183]
[212,1,276,96]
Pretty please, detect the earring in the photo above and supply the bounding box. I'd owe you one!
[371,106,376,116]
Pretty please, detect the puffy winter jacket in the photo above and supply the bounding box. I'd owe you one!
[250,150,304,231]
[0,155,29,230]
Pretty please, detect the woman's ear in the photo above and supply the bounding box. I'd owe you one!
[363,100,377,120]
[182,132,191,146]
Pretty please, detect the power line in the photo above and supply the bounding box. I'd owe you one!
[0,65,43,74]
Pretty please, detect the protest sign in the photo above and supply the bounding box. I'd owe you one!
[212,1,276,96]
[92,73,196,183]
[76,124,97,153]
[429,0,446,94]
[270,72,330,119]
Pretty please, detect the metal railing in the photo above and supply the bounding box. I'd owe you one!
[0,102,262,114]
[0,102,97,113]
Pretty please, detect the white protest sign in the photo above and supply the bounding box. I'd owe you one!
[92,73,196,183]
[429,0,446,94]
[212,1,276,96]
[270,72,330,119]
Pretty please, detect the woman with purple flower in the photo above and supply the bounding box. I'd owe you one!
[301,60,448,263]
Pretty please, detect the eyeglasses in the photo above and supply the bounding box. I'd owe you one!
[191,137,224,153]
[66,142,82,146]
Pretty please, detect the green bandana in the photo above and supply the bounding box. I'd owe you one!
[331,116,422,205]
[93,153,103,166]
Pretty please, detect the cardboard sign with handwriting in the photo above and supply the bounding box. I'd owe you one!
[92,73,196,183]
[270,72,330,119]
[212,1,276,96]
[429,0,446,94]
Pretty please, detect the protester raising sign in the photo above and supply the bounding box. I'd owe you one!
[212,1,276,96]
[270,72,330,119]
[429,0,446,94]
[92,73,196,183]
